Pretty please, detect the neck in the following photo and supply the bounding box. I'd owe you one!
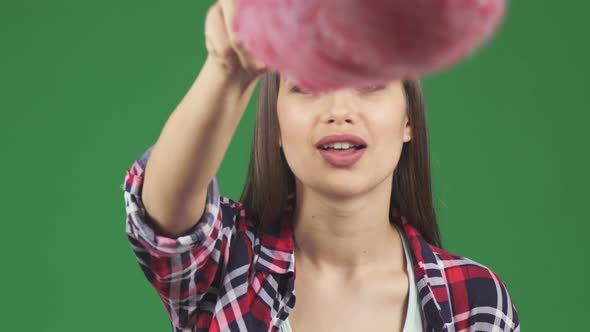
[292,179,405,280]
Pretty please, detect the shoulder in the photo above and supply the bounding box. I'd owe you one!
[400,222,519,330]
[429,243,521,331]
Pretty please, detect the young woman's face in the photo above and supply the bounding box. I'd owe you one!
[276,77,412,198]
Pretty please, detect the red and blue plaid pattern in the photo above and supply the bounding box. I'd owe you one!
[123,145,520,331]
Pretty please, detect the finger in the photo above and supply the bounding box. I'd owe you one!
[204,3,223,53]
[206,3,235,59]
[233,42,253,70]
[217,0,249,61]
[218,0,237,37]
[217,1,250,68]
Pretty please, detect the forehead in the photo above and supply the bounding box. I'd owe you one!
[279,74,395,88]
[279,75,290,85]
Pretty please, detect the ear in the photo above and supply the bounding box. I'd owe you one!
[403,119,412,143]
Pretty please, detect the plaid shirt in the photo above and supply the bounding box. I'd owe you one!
[123,145,520,332]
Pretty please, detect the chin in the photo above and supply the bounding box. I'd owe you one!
[314,176,373,198]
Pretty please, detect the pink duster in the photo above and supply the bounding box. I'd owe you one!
[234,0,506,93]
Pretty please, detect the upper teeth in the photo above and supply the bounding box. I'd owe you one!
[321,142,358,149]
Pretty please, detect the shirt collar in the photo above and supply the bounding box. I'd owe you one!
[254,195,296,275]
[393,209,453,330]
[255,202,453,331]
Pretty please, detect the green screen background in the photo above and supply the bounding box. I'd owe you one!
[1,0,587,330]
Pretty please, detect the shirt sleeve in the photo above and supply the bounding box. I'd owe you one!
[467,266,521,332]
[122,144,227,331]
[501,278,520,332]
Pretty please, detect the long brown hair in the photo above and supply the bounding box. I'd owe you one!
[240,72,443,248]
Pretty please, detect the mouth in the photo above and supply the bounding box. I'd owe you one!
[316,145,367,167]
[315,134,367,149]
[317,145,367,151]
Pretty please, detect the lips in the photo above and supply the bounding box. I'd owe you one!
[315,134,367,148]
[314,134,368,167]
[318,147,366,166]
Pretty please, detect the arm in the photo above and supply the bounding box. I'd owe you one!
[122,3,267,329]
[122,57,259,330]
[143,0,267,238]
[141,55,258,238]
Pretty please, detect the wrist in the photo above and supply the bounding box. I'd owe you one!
[204,55,261,91]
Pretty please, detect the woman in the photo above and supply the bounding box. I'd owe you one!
[122,1,520,331]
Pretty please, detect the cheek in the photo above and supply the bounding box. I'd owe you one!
[277,109,311,170]
[369,116,407,171]
[277,108,305,146]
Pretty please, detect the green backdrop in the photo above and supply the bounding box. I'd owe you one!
[1,0,587,330]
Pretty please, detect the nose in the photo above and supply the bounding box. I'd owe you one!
[321,90,358,125]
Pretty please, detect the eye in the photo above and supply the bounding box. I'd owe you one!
[289,84,384,95]
[290,85,309,94]
[358,85,386,93]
